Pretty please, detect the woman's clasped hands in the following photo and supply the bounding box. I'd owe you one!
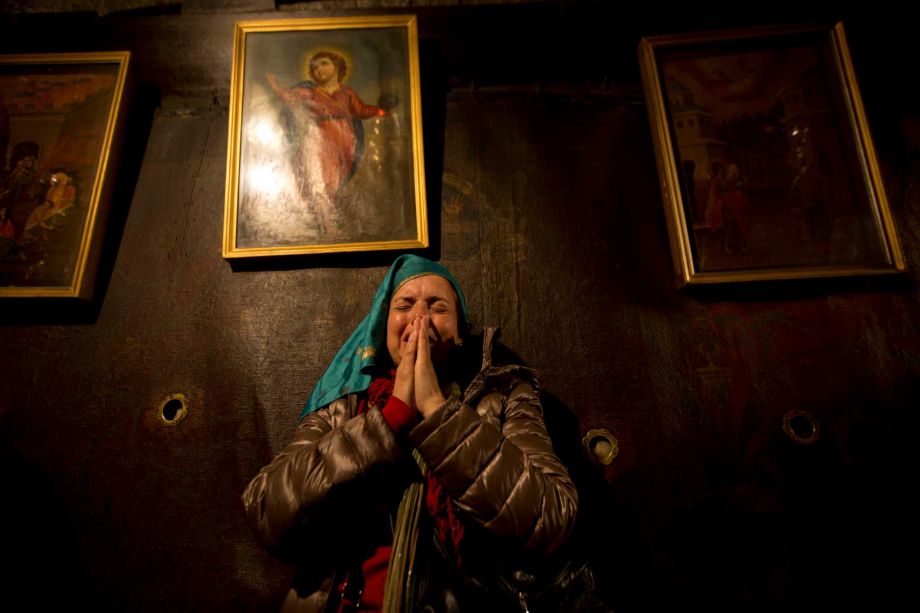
[393,315,446,419]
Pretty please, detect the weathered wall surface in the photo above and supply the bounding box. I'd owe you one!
[2,2,919,611]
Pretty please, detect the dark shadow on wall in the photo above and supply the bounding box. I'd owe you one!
[417,36,447,263]
[540,389,660,613]
[0,408,100,605]
[683,274,914,304]
[490,337,656,612]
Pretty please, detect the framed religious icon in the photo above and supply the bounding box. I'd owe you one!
[0,51,130,299]
[639,22,905,286]
[223,15,428,258]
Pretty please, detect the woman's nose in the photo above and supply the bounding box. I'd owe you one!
[410,302,428,317]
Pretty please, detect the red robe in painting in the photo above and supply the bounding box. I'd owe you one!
[274,81,383,200]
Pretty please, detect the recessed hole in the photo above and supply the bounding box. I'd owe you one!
[590,436,613,458]
[582,428,618,465]
[158,393,188,426]
[162,399,183,421]
[789,415,814,439]
[783,410,820,445]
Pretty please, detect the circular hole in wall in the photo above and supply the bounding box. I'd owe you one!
[158,393,188,426]
[162,399,183,421]
[783,410,820,445]
[582,428,619,465]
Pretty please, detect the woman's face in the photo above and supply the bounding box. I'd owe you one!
[387,274,461,367]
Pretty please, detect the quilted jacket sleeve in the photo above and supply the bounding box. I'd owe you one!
[408,379,578,557]
[241,399,404,560]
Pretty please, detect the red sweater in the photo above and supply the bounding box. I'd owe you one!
[345,394,417,612]
[346,380,463,612]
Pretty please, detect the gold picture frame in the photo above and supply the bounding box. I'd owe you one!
[0,51,130,299]
[639,22,905,286]
[223,15,428,258]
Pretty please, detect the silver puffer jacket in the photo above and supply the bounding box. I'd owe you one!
[242,328,578,612]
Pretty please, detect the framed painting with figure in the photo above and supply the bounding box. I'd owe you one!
[639,22,905,286]
[223,15,427,258]
[0,51,130,299]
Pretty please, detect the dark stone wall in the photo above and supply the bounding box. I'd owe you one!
[2,2,919,611]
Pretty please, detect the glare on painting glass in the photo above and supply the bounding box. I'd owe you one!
[251,118,282,147]
[248,165,284,197]
[244,114,288,197]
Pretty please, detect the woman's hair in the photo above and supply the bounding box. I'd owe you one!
[310,51,348,81]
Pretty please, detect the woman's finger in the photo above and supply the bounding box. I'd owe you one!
[403,318,419,362]
[393,320,419,407]
[415,316,445,418]
[416,315,431,362]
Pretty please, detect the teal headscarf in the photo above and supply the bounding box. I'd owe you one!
[301,255,470,419]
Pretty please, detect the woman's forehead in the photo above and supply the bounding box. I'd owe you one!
[391,274,456,301]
